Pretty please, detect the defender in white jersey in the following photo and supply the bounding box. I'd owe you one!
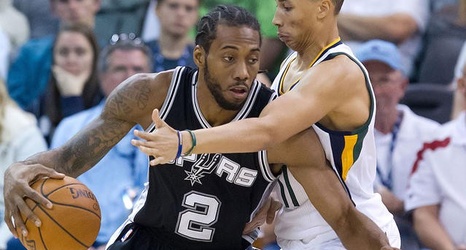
[270,40,399,249]
[135,0,401,249]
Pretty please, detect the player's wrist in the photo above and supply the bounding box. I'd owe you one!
[182,130,196,156]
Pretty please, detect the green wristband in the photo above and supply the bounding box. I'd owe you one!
[184,130,197,155]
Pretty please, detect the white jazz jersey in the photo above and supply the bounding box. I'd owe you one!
[270,41,398,248]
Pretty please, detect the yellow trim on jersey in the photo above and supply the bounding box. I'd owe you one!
[341,134,358,181]
[278,37,342,95]
[308,37,342,68]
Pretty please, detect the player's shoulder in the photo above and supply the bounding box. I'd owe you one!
[329,54,365,84]
[103,71,175,124]
[305,55,363,89]
[115,70,174,96]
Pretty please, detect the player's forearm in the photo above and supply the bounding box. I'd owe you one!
[20,145,99,178]
[336,210,393,250]
[338,14,418,44]
[191,117,279,154]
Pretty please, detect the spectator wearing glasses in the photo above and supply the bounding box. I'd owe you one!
[2,33,151,250]
[3,6,398,250]
[355,40,440,250]
[50,34,153,250]
[145,0,199,72]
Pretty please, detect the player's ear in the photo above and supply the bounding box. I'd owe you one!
[317,0,331,19]
[194,45,206,68]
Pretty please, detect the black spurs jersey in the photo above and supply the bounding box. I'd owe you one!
[128,67,276,249]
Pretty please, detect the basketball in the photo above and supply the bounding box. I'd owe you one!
[16,176,101,250]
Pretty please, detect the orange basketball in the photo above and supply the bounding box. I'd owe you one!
[16,176,101,250]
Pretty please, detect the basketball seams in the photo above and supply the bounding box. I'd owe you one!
[34,205,91,248]
[50,202,101,219]
[18,176,101,250]
[40,179,83,196]
[39,181,101,219]
[38,227,48,250]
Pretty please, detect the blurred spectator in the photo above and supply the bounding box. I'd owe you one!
[13,0,59,39]
[338,0,430,79]
[0,78,47,249]
[0,29,9,81]
[146,0,199,72]
[0,0,29,53]
[416,0,466,84]
[356,40,440,250]
[405,60,466,250]
[141,0,160,42]
[50,34,152,249]
[200,1,287,80]
[95,0,150,44]
[39,23,102,143]
[430,0,458,12]
[6,0,101,111]
[451,42,466,118]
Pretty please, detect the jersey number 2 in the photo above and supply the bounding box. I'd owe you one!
[176,191,221,241]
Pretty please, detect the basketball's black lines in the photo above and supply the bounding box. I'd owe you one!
[39,181,101,219]
[38,226,48,250]
[35,204,91,249]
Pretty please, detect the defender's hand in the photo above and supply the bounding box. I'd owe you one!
[132,109,179,165]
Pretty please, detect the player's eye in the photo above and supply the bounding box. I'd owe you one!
[224,56,234,62]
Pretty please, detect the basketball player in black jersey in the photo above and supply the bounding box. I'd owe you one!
[4,5,392,250]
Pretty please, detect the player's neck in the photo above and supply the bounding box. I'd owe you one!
[295,28,340,70]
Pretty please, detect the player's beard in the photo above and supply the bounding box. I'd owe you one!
[204,62,246,111]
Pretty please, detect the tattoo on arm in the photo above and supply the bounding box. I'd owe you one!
[56,76,153,176]
[57,118,130,176]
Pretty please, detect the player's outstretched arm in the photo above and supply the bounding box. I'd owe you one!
[267,128,399,250]
[3,73,163,238]
[132,58,367,164]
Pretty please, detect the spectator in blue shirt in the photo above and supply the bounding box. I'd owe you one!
[51,34,153,249]
[145,0,199,72]
[6,0,101,111]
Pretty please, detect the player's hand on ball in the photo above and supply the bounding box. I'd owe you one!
[132,109,179,165]
[3,162,65,237]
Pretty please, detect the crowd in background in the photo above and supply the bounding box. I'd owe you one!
[0,0,465,249]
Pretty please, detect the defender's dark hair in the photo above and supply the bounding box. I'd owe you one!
[195,5,261,53]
